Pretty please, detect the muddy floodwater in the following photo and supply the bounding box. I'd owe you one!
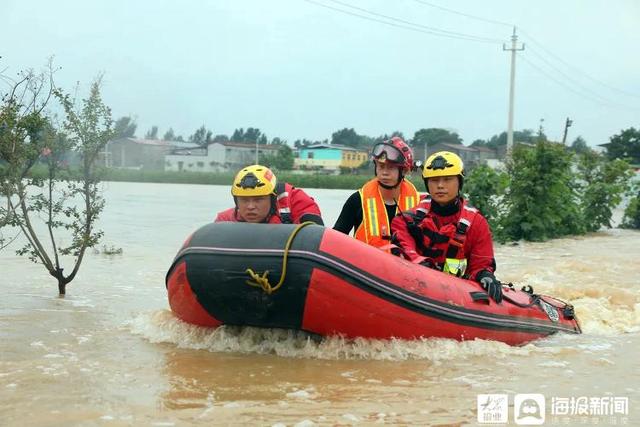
[1,182,639,426]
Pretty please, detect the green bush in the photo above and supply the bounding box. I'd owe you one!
[621,191,640,229]
[501,141,584,241]
[576,151,632,232]
[464,164,508,238]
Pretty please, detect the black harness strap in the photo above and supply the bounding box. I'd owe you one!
[402,211,428,253]
[445,219,470,259]
[423,228,450,244]
[422,247,443,259]
[275,182,292,224]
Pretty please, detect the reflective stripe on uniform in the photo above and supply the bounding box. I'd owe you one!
[404,195,416,210]
[366,197,379,236]
[443,257,468,277]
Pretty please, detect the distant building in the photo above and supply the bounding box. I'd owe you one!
[425,143,484,168]
[105,138,199,170]
[495,141,535,159]
[165,141,280,173]
[473,145,498,162]
[295,144,368,174]
[421,142,505,170]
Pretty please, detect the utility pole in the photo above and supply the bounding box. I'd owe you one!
[538,118,546,141]
[255,139,259,165]
[561,117,573,145]
[503,27,525,156]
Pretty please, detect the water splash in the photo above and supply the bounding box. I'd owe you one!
[129,310,572,361]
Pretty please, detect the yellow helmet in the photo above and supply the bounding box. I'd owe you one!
[231,165,277,197]
[422,151,464,179]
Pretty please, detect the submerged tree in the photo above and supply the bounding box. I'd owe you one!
[48,79,114,294]
[1,66,114,295]
[1,67,55,251]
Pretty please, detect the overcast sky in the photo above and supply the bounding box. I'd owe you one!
[2,0,638,148]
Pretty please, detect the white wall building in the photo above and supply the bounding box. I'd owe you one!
[165,142,280,173]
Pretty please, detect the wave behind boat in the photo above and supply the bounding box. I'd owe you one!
[495,229,640,336]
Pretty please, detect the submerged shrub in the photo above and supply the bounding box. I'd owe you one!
[621,191,640,229]
[464,164,508,240]
[501,141,584,241]
[576,151,632,232]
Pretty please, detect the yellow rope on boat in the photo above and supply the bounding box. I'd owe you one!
[245,221,314,294]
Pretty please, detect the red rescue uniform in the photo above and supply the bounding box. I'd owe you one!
[391,196,495,281]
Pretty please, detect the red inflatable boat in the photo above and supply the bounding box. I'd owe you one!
[166,222,581,345]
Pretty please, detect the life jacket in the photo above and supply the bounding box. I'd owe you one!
[405,197,479,277]
[216,182,294,224]
[355,178,419,251]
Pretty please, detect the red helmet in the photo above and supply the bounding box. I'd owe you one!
[371,137,414,172]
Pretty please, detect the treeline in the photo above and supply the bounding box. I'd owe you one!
[118,115,640,166]
[117,116,478,153]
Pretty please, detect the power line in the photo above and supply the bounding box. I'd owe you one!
[520,55,638,111]
[304,0,503,44]
[520,55,602,105]
[525,46,619,106]
[306,0,639,113]
[409,1,640,101]
[411,0,513,28]
[327,0,503,42]
[519,28,640,100]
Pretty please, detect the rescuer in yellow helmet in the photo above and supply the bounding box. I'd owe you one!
[215,164,323,225]
[391,151,503,303]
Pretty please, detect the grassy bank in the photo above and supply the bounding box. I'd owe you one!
[23,166,426,190]
[21,166,371,190]
[100,168,382,190]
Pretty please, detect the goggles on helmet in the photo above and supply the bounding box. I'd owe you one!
[371,143,405,164]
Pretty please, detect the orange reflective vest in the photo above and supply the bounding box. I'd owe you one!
[355,178,419,250]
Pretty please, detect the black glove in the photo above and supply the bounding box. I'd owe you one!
[419,258,436,269]
[477,270,503,303]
